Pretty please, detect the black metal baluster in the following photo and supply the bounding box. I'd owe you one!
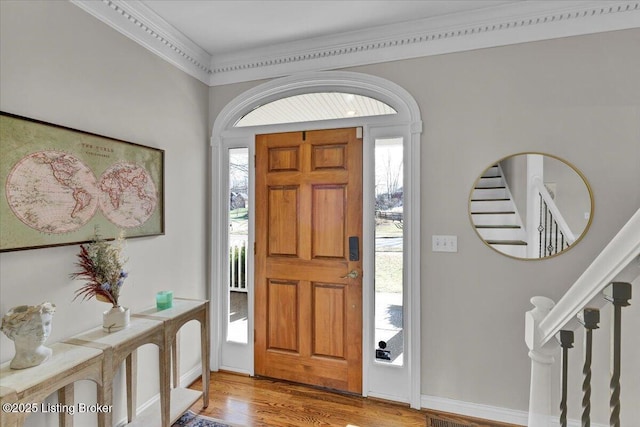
[544,201,549,256]
[557,330,574,427]
[603,282,632,427]
[538,193,543,258]
[553,221,558,254]
[547,210,558,255]
[578,308,600,427]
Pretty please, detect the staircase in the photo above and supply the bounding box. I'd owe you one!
[470,164,527,257]
[525,208,640,426]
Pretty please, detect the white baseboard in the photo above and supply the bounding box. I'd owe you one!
[218,365,251,376]
[421,395,607,427]
[422,394,528,425]
[367,390,410,405]
[114,365,204,427]
[179,364,207,388]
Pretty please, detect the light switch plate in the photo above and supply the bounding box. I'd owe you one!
[432,235,458,252]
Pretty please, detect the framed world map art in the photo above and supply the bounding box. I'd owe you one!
[0,112,164,252]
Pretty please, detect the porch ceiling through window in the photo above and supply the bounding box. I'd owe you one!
[234,92,397,127]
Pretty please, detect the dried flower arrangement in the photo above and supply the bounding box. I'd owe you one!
[70,230,128,307]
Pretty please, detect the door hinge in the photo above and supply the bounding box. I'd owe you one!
[254,242,256,254]
[356,127,363,139]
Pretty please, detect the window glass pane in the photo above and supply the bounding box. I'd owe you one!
[374,138,404,366]
[234,92,396,127]
[227,148,249,343]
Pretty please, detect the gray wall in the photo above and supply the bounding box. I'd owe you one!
[354,29,640,423]
[1,1,639,425]
[210,29,640,424]
[0,2,209,426]
[544,155,592,236]
[500,154,528,225]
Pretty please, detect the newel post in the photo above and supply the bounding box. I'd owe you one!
[526,296,557,427]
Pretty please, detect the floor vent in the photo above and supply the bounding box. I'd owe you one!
[429,419,472,427]
[425,411,519,427]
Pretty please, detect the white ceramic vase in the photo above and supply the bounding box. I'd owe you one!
[103,305,130,332]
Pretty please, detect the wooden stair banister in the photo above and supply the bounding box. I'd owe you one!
[526,208,640,427]
[538,209,640,346]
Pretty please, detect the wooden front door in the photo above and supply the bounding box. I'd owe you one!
[255,128,363,393]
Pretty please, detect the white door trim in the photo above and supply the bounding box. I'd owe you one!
[210,71,423,408]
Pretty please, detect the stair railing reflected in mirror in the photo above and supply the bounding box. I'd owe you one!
[469,153,594,260]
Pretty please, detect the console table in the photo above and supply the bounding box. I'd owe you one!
[130,298,210,427]
[0,342,103,427]
[65,317,168,427]
[1,298,209,427]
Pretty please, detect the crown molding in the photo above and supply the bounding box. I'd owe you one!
[209,1,640,85]
[71,1,639,87]
[70,0,213,83]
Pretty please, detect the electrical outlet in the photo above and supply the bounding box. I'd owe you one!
[432,235,457,252]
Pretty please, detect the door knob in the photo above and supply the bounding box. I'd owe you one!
[341,270,359,279]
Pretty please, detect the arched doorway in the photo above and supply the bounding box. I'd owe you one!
[210,71,423,408]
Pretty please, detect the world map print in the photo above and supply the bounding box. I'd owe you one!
[1,112,164,252]
[6,151,99,233]
[6,152,158,232]
[99,162,157,228]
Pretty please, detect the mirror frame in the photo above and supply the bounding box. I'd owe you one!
[468,152,594,260]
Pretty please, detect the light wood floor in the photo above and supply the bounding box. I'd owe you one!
[187,371,427,426]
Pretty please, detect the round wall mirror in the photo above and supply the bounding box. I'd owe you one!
[469,153,593,260]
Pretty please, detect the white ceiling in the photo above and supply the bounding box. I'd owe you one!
[235,92,397,127]
[72,0,639,85]
[139,0,515,56]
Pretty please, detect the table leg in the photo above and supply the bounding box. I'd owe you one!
[0,388,19,427]
[172,332,179,388]
[126,350,137,423]
[160,335,171,427]
[58,383,74,427]
[1,415,18,427]
[94,379,107,427]
[98,374,112,427]
[200,305,210,408]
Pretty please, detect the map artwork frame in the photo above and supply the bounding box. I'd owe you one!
[1,112,165,252]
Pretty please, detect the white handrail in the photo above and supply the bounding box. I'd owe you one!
[538,207,640,346]
[526,208,640,426]
[532,177,576,244]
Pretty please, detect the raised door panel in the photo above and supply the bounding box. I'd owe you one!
[268,146,299,172]
[312,283,346,359]
[268,186,299,257]
[267,280,299,352]
[312,144,347,170]
[312,185,345,259]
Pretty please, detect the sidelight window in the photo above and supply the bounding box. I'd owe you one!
[374,137,404,366]
[227,148,249,344]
